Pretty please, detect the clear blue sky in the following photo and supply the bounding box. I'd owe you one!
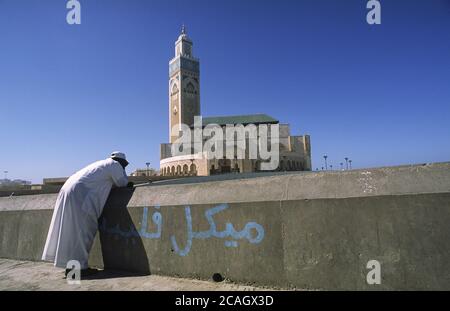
[1,0,449,183]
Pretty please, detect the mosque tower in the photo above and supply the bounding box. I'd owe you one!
[168,25,201,143]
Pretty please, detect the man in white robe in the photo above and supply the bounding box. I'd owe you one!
[42,151,131,276]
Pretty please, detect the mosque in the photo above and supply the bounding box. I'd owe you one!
[159,27,312,176]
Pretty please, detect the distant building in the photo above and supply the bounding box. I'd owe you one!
[0,179,31,189]
[159,28,312,177]
[130,168,157,177]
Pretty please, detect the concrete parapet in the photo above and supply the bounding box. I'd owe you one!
[1,162,449,289]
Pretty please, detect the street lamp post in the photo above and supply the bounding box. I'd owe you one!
[349,160,352,170]
[344,157,349,170]
[323,155,328,170]
[330,165,333,171]
[340,163,343,171]
[145,162,150,176]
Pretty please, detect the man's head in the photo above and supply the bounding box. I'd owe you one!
[110,151,129,169]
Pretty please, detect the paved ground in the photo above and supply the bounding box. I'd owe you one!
[0,259,275,291]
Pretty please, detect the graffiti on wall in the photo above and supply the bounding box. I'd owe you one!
[99,203,265,256]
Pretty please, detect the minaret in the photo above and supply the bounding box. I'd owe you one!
[168,25,200,143]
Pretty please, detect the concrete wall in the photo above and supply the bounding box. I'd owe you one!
[1,162,450,290]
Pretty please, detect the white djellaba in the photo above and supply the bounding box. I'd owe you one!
[42,152,129,269]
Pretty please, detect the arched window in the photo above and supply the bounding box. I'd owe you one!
[176,165,181,175]
[185,82,196,95]
[234,163,239,172]
[171,84,179,95]
[171,166,175,175]
[190,163,197,175]
[183,164,189,175]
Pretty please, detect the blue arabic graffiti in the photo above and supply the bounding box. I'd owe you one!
[99,204,265,256]
[99,206,162,239]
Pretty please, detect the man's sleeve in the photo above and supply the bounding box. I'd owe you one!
[110,163,129,187]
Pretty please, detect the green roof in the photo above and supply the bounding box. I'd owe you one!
[200,114,279,126]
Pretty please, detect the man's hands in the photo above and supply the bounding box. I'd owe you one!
[126,182,134,188]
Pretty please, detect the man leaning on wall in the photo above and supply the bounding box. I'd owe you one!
[41,151,133,278]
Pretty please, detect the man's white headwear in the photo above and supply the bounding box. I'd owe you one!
[110,151,127,161]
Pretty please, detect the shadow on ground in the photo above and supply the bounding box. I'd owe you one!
[80,268,150,280]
